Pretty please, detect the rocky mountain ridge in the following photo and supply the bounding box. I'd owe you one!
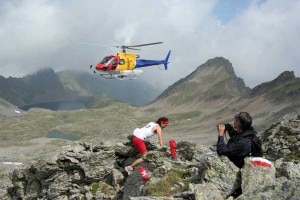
[143,57,300,141]
[0,68,75,106]
[155,57,250,103]
[150,57,299,109]
[251,71,300,102]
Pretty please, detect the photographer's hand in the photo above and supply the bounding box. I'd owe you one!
[217,125,226,136]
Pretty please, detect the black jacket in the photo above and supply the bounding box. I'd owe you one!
[216,130,258,168]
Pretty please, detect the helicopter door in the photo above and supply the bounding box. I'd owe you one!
[111,57,120,70]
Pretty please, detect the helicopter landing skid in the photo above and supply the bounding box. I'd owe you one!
[100,74,114,79]
[98,69,143,80]
[99,73,137,80]
[114,75,137,80]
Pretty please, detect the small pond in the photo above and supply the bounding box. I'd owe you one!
[46,130,80,141]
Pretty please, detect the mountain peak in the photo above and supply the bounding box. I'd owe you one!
[204,57,232,67]
[35,67,56,74]
[274,71,295,82]
[251,71,300,101]
[154,57,249,106]
[197,57,237,79]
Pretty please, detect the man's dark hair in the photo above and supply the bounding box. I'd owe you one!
[234,112,253,131]
[156,117,169,126]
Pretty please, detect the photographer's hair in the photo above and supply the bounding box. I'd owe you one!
[234,112,253,131]
[156,117,169,126]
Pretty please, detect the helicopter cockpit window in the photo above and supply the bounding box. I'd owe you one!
[119,59,125,65]
[100,57,112,64]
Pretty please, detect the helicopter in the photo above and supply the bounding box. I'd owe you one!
[89,42,171,80]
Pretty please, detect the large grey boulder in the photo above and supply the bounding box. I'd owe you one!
[237,157,300,199]
[241,157,276,194]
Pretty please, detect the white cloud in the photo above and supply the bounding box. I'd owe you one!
[211,0,300,86]
[0,0,299,89]
[0,0,69,75]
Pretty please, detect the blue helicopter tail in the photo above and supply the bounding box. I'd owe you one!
[164,50,171,70]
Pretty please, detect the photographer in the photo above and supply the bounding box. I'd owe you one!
[216,111,262,168]
[216,112,262,198]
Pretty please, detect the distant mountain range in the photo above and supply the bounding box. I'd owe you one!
[0,68,161,108]
[0,68,73,106]
[0,57,299,137]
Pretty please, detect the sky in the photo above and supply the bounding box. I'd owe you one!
[0,0,299,89]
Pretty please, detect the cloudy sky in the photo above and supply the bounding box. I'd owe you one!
[0,0,299,89]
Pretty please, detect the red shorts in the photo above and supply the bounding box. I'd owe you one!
[132,136,147,154]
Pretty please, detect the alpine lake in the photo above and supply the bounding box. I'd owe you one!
[19,100,86,141]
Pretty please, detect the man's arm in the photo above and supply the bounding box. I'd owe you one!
[216,124,227,155]
[216,125,241,155]
[154,125,163,147]
[216,135,228,155]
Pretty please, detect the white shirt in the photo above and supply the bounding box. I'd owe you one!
[133,122,158,140]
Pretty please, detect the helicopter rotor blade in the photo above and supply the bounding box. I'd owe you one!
[80,41,163,52]
[126,42,163,48]
[79,42,109,46]
[126,47,141,51]
[79,42,119,48]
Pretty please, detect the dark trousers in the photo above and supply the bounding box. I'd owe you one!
[227,170,242,199]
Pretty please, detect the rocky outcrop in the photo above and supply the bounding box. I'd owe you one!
[261,114,300,162]
[6,119,300,200]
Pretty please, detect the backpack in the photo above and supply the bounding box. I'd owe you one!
[250,136,263,157]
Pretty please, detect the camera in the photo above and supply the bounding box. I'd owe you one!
[217,123,237,137]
